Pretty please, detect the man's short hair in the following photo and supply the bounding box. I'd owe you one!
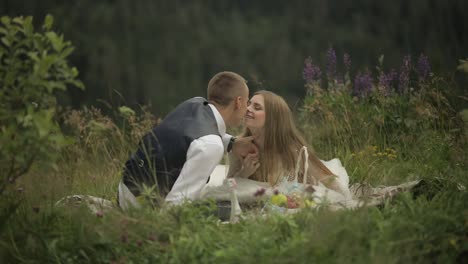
[207,71,247,106]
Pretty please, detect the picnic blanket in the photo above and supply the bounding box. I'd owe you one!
[200,147,420,220]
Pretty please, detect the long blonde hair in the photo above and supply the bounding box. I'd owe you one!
[243,90,334,185]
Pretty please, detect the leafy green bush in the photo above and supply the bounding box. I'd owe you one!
[0,15,83,194]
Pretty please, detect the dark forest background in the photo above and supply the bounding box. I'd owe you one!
[2,0,468,115]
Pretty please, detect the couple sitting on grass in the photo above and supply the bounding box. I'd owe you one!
[118,71,418,211]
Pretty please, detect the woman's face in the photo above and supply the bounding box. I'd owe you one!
[244,94,266,130]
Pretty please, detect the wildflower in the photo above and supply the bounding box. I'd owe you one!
[326,47,337,81]
[353,71,373,97]
[96,211,104,218]
[254,187,266,197]
[378,69,398,94]
[343,53,351,72]
[417,54,431,82]
[398,55,412,93]
[303,57,322,83]
[273,189,280,195]
[16,187,24,193]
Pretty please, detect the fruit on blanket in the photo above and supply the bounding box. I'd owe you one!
[289,192,303,208]
[271,193,288,206]
[287,196,299,209]
[304,199,316,208]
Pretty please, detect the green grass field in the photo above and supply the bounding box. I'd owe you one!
[2,80,467,263]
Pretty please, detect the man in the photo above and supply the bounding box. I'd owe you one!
[118,71,255,208]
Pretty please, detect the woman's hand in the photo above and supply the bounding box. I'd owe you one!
[236,153,260,178]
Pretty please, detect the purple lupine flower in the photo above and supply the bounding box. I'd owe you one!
[378,69,398,94]
[353,71,373,97]
[343,53,351,72]
[417,54,431,82]
[303,57,322,83]
[326,47,337,81]
[398,55,412,93]
[254,187,266,197]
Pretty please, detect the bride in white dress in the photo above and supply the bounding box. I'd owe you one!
[200,91,419,211]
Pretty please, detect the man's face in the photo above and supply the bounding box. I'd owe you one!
[232,83,249,127]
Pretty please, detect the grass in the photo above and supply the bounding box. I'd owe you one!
[1,83,468,263]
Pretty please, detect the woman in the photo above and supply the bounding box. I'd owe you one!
[201,90,420,213]
[226,90,347,195]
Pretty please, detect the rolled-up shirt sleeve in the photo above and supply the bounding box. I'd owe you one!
[221,133,233,152]
[165,135,224,204]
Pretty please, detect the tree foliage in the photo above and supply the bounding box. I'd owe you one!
[2,0,467,113]
[0,15,83,194]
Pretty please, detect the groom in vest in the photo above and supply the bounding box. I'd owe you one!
[118,71,253,208]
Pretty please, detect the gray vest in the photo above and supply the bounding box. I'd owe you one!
[122,97,220,197]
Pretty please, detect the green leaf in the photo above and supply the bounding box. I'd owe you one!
[12,17,24,25]
[460,109,468,123]
[60,47,75,59]
[1,37,10,47]
[378,55,384,66]
[47,81,66,92]
[457,59,468,73]
[33,109,54,138]
[23,17,34,36]
[119,106,136,118]
[1,16,11,26]
[68,79,85,90]
[43,14,54,30]
[27,51,40,62]
[45,31,63,52]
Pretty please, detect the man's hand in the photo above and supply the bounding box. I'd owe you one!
[232,136,258,159]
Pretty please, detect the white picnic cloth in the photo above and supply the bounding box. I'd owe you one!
[200,158,420,211]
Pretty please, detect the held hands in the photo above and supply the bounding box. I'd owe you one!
[231,135,260,178]
[236,153,260,178]
[232,136,258,159]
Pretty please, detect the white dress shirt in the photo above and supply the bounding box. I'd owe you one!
[164,103,231,204]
